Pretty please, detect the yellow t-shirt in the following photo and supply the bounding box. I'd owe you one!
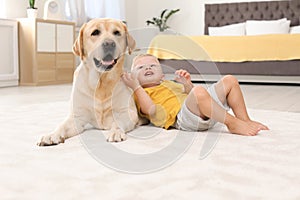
[137,80,187,129]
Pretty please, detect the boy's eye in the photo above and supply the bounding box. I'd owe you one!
[137,65,144,70]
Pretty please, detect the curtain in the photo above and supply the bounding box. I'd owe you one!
[0,0,6,18]
[84,0,125,21]
[66,0,125,27]
[65,0,87,27]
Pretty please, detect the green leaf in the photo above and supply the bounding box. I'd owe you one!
[165,9,180,21]
[146,20,155,25]
[29,0,36,8]
[160,9,168,19]
[145,8,180,32]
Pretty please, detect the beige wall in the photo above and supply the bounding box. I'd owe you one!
[3,0,27,18]
[125,0,278,35]
[3,0,278,35]
[3,0,58,19]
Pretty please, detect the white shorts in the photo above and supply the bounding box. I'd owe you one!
[175,83,230,131]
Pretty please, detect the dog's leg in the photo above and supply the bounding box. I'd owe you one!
[107,122,127,142]
[107,107,139,142]
[106,83,139,142]
[37,115,86,146]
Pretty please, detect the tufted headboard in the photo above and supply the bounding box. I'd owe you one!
[204,0,300,34]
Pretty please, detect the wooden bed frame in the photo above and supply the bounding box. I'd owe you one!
[159,0,300,84]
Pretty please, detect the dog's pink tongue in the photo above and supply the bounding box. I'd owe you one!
[102,60,114,66]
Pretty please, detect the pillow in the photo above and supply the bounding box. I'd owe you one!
[246,18,290,35]
[208,22,245,36]
[290,25,300,34]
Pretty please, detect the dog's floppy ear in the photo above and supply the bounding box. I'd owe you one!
[123,23,136,55]
[126,33,136,55]
[73,23,87,60]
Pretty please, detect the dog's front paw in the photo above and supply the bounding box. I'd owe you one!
[37,134,65,146]
[107,129,127,142]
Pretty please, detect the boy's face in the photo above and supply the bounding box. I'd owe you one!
[132,56,164,88]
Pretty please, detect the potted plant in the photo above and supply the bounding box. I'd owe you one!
[146,9,180,32]
[27,0,38,18]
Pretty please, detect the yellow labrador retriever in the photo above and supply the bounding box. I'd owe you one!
[37,18,138,146]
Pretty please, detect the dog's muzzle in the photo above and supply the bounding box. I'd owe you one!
[93,57,118,71]
[93,39,118,71]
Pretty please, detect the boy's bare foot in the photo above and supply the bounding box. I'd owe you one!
[246,120,269,131]
[226,118,262,136]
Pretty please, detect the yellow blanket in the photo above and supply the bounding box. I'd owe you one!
[147,34,300,62]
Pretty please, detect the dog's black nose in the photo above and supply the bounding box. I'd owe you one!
[102,39,116,52]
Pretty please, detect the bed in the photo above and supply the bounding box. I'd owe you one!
[147,0,300,84]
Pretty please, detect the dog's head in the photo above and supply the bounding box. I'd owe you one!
[73,18,136,72]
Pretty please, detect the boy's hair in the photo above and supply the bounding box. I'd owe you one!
[131,54,160,71]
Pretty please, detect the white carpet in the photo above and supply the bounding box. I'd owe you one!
[1,101,300,200]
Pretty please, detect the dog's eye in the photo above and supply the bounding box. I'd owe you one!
[113,30,121,36]
[91,29,101,36]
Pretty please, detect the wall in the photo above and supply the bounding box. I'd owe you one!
[1,0,27,18]
[125,0,202,35]
[1,0,278,34]
[125,0,278,35]
[2,0,62,19]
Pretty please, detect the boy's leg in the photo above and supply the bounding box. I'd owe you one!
[214,75,250,121]
[184,85,261,136]
[214,75,268,130]
[185,86,227,124]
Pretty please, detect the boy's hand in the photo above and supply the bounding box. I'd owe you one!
[175,69,191,84]
[121,72,141,91]
[174,69,194,94]
[122,72,156,116]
